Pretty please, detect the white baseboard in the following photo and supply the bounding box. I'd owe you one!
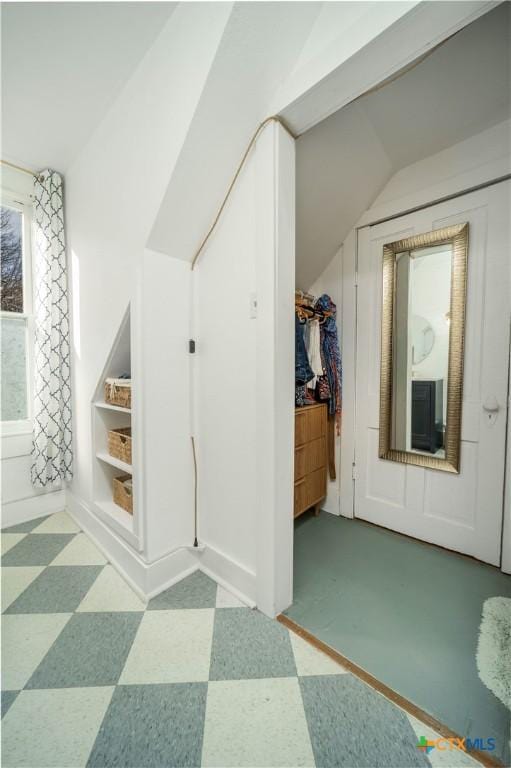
[66,491,198,602]
[196,542,256,608]
[2,490,65,529]
[4,489,270,612]
[322,489,341,516]
[145,554,198,600]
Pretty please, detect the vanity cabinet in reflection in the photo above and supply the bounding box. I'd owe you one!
[411,379,444,454]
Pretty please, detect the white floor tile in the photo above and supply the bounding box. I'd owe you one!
[406,714,481,767]
[202,678,315,767]
[76,565,145,612]
[31,510,80,534]
[2,566,44,611]
[289,631,348,676]
[51,533,107,566]
[120,609,215,684]
[2,613,71,690]
[215,585,247,608]
[2,686,114,767]
[1,534,26,556]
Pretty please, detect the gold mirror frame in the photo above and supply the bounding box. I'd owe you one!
[379,223,469,473]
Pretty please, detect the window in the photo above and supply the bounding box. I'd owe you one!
[1,191,33,432]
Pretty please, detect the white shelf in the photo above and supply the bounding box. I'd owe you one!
[96,499,133,531]
[94,401,132,414]
[96,451,132,475]
[94,499,139,550]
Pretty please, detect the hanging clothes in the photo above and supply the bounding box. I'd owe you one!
[306,318,323,389]
[315,294,342,431]
[295,315,314,385]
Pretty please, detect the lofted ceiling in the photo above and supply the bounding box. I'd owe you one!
[1,2,176,171]
[296,1,511,289]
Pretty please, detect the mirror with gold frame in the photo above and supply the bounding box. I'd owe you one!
[379,223,469,473]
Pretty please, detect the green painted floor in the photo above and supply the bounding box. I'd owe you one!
[285,512,511,766]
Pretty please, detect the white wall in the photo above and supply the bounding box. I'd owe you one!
[1,166,65,527]
[306,249,343,516]
[410,250,451,423]
[1,434,65,528]
[194,155,258,577]
[502,334,511,574]
[361,119,511,226]
[65,5,231,580]
[138,251,194,564]
[194,123,295,613]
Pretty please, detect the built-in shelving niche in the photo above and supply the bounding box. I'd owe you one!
[91,305,142,551]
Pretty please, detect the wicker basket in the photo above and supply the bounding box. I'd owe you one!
[108,427,132,465]
[105,379,131,409]
[113,475,133,515]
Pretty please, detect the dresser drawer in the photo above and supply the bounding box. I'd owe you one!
[294,478,307,517]
[294,404,328,518]
[295,404,327,447]
[295,445,306,481]
[305,436,326,474]
[305,406,326,442]
[305,467,326,508]
[295,409,308,447]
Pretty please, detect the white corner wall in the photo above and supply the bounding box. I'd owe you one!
[64,4,231,593]
[194,123,295,614]
[66,1,230,506]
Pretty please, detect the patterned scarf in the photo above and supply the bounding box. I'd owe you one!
[315,294,342,431]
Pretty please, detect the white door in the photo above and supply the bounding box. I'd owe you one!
[355,182,510,565]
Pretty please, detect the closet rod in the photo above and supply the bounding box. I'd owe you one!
[357,174,511,231]
[1,158,43,181]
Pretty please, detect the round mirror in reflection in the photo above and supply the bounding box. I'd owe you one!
[411,314,435,365]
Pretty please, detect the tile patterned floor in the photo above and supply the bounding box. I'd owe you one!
[1,512,481,768]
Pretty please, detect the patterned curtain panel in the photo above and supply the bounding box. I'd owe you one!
[31,171,73,487]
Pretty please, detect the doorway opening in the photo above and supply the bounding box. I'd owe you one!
[285,4,511,765]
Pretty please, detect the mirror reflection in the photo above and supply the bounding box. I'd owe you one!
[379,223,468,474]
[391,244,452,458]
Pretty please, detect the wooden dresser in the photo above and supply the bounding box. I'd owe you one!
[294,403,327,518]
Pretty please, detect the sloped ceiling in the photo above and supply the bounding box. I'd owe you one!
[296,1,511,289]
[1,2,176,171]
[147,1,320,258]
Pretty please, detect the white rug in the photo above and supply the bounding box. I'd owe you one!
[476,596,511,710]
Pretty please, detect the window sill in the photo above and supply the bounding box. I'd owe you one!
[1,420,32,438]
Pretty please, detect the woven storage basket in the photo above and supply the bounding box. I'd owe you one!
[108,427,132,465]
[105,379,131,409]
[113,475,133,515]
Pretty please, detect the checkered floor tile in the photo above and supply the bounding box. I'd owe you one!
[1,512,480,768]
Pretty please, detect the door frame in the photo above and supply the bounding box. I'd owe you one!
[349,178,511,568]
[263,3,511,617]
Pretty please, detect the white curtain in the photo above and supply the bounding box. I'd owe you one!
[31,170,73,487]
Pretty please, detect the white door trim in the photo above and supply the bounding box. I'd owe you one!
[353,182,510,566]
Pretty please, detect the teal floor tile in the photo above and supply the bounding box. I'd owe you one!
[2,534,75,567]
[26,612,143,689]
[209,608,297,680]
[2,690,19,718]
[2,516,49,534]
[5,565,103,614]
[87,683,208,767]
[300,674,429,767]
[287,512,511,765]
[148,570,217,610]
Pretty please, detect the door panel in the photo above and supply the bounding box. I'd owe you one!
[355,183,510,565]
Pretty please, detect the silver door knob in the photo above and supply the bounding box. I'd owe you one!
[483,396,500,413]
